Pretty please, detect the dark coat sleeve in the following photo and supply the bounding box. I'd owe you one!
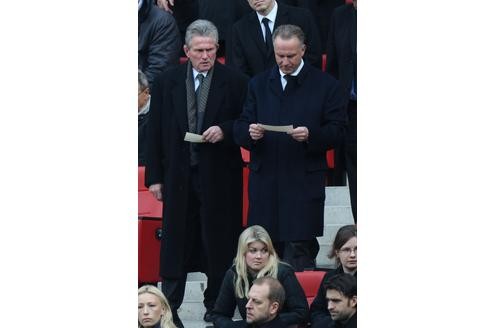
[233,79,258,150]
[144,71,168,187]
[278,264,310,326]
[306,76,347,152]
[212,269,248,328]
[142,9,181,87]
[216,69,250,148]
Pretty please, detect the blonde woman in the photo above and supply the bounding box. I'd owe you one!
[138,285,176,328]
[211,225,308,327]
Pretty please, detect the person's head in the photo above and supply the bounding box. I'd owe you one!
[329,225,357,273]
[234,225,279,298]
[245,276,286,325]
[184,19,218,73]
[247,0,275,16]
[236,225,279,275]
[272,24,306,75]
[138,69,150,111]
[138,285,176,328]
[324,274,357,322]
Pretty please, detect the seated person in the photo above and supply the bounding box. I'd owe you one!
[324,274,357,328]
[246,276,287,328]
[138,285,176,328]
[211,225,309,327]
[309,225,356,328]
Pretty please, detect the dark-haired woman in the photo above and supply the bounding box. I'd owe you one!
[309,224,357,328]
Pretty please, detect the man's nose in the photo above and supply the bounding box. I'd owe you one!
[246,299,252,309]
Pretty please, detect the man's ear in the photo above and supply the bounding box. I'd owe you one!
[269,301,280,316]
[350,295,357,308]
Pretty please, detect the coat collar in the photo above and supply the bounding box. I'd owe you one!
[170,62,227,136]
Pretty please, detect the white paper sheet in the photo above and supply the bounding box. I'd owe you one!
[258,124,294,133]
[184,132,205,143]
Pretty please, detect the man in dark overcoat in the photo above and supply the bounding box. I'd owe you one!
[145,19,248,327]
[233,24,346,271]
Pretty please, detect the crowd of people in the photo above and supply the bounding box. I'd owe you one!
[138,0,357,327]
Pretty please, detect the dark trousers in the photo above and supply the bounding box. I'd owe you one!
[274,239,320,271]
[161,167,223,326]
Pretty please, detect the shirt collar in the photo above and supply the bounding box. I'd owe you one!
[192,68,208,80]
[279,59,305,78]
[256,1,278,25]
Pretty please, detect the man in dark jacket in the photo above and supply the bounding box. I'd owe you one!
[326,0,357,222]
[324,274,357,328]
[145,19,248,328]
[246,277,288,328]
[139,0,181,87]
[233,24,346,271]
[229,0,321,77]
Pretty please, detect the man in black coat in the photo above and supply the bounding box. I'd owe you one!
[326,0,357,222]
[145,19,248,327]
[138,69,151,166]
[229,0,322,77]
[139,0,181,87]
[233,25,346,271]
[324,274,357,328]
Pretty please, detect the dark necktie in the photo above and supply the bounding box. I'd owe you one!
[284,75,297,94]
[195,74,205,133]
[262,18,272,52]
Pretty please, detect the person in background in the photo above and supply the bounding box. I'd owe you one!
[145,19,248,327]
[138,285,177,328]
[245,276,288,328]
[324,274,357,328]
[233,24,346,271]
[326,0,357,222]
[229,0,321,77]
[211,225,308,328]
[138,69,151,166]
[309,225,356,328]
[139,0,181,88]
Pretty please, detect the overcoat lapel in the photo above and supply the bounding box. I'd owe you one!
[202,63,226,131]
[268,67,283,97]
[247,13,268,57]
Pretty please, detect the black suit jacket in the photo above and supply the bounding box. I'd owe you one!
[229,2,322,77]
[145,61,248,278]
[326,3,356,105]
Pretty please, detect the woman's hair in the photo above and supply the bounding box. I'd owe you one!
[328,224,357,264]
[234,225,280,299]
[138,285,176,328]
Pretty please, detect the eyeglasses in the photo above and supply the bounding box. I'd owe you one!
[338,247,357,255]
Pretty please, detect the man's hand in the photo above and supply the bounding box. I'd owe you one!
[249,123,265,141]
[149,183,163,201]
[156,0,174,13]
[203,126,224,143]
[287,126,309,142]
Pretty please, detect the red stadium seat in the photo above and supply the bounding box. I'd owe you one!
[326,149,335,169]
[138,166,164,283]
[295,271,326,305]
[138,218,162,283]
[241,147,250,227]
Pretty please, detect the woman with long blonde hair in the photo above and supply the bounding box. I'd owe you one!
[211,225,308,327]
[138,285,176,328]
